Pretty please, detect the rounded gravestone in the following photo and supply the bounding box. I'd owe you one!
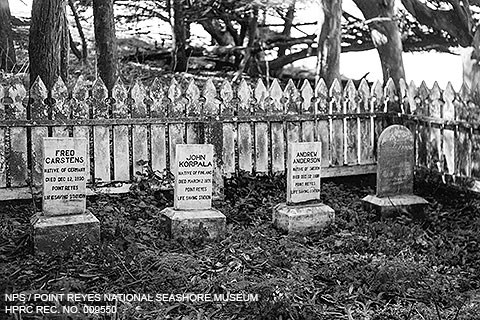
[376,125,414,197]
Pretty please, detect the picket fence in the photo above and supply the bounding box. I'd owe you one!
[400,80,480,191]
[0,75,479,200]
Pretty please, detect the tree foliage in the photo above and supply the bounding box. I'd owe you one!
[401,0,474,47]
[27,0,480,82]
[113,0,478,76]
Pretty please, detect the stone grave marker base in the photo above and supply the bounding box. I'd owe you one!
[31,211,100,255]
[272,202,335,234]
[362,194,428,219]
[160,207,226,239]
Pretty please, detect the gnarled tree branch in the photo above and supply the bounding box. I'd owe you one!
[401,0,473,46]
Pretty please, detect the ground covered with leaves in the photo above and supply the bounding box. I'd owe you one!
[1,174,480,320]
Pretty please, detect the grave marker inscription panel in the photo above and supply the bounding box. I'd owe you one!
[175,144,214,210]
[376,125,414,197]
[43,137,87,216]
[287,142,322,204]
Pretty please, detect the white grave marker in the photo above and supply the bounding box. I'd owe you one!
[287,142,322,204]
[174,144,214,210]
[43,137,87,216]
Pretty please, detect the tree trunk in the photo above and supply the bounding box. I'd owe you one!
[235,6,261,79]
[463,27,480,91]
[93,0,117,94]
[29,0,68,90]
[353,0,405,86]
[172,0,188,72]
[315,0,342,88]
[199,19,235,47]
[0,0,16,71]
[278,0,296,58]
[69,0,88,63]
[245,6,260,76]
[69,28,82,61]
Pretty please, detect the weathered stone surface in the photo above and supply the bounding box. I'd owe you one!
[175,144,214,210]
[272,202,335,234]
[287,142,322,204]
[365,125,429,218]
[377,125,414,197]
[32,211,100,255]
[43,137,87,216]
[362,194,429,219]
[160,207,226,239]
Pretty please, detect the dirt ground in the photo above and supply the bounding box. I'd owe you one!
[1,172,479,320]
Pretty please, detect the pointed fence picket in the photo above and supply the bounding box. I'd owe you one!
[30,77,49,187]
[7,82,28,187]
[403,80,419,169]
[52,78,70,138]
[269,79,285,173]
[112,79,130,181]
[71,76,91,182]
[220,80,235,176]
[443,83,455,177]
[91,79,111,184]
[149,78,167,174]
[131,79,149,178]
[330,79,343,166]
[358,79,373,164]
[1,75,480,200]
[237,79,253,172]
[316,79,330,168]
[300,79,315,143]
[455,84,469,177]
[167,79,186,168]
[202,79,224,197]
[401,80,480,191]
[185,79,202,144]
[254,79,269,173]
[345,80,358,165]
[285,79,301,145]
[429,82,442,172]
[373,81,387,160]
[417,81,430,168]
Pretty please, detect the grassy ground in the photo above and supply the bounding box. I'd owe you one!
[1,173,479,320]
[4,10,479,320]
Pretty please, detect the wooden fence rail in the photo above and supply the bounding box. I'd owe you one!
[398,80,480,191]
[0,75,479,200]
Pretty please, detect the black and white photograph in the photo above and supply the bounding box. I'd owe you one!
[1,0,480,319]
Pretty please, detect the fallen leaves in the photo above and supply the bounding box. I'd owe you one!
[1,174,479,319]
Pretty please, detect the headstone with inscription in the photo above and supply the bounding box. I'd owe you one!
[31,137,100,254]
[272,142,334,234]
[174,144,214,210]
[362,125,428,217]
[160,144,226,239]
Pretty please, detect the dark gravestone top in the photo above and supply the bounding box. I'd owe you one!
[376,125,414,197]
